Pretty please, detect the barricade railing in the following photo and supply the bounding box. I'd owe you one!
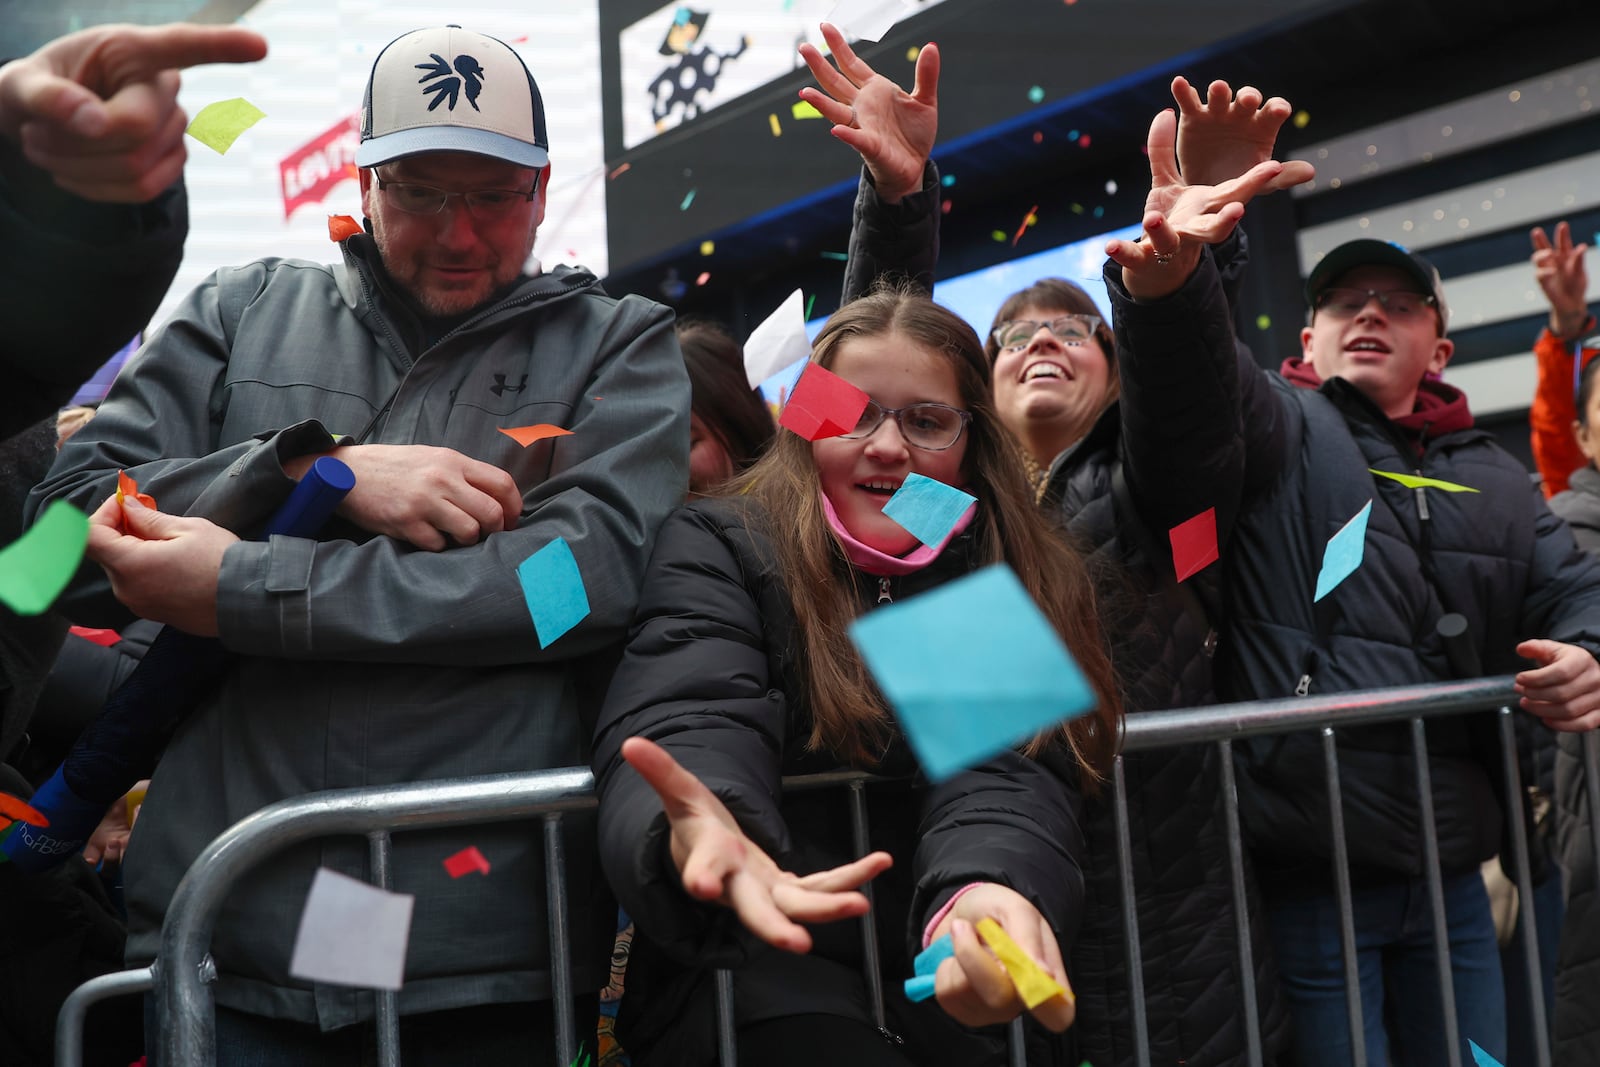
[58,675,1571,1067]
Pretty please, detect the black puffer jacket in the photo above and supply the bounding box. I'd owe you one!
[593,499,1089,1067]
[1227,366,1600,884]
[847,167,1290,1064]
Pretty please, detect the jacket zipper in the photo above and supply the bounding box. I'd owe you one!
[877,576,893,604]
[1295,649,1319,697]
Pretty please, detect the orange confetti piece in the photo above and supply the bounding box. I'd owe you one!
[116,471,157,511]
[498,425,573,447]
[0,793,48,828]
[328,214,361,242]
[608,162,631,181]
[1011,204,1040,247]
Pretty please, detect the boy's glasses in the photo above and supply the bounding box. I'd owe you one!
[1313,287,1437,320]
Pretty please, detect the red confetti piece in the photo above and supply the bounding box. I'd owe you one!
[443,846,491,878]
[696,272,711,286]
[940,199,952,215]
[1032,131,1044,144]
[1078,134,1091,148]
[778,364,870,441]
[328,214,361,242]
[498,425,573,447]
[1169,507,1219,582]
[69,625,121,647]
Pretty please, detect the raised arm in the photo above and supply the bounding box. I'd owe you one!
[1104,101,1309,537]
[799,22,940,301]
[1528,222,1596,496]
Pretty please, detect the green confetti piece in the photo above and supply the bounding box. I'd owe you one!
[791,100,823,120]
[1028,86,1045,104]
[1256,314,1272,331]
[680,188,696,211]
[804,294,816,320]
[1369,469,1480,493]
[991,230,1008,242]
[0,500,89,615]
[819,251,849,261]
[185,97,266,155]
[940,173,956,187]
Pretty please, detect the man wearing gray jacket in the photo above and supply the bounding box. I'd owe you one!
[28,25,688,1062]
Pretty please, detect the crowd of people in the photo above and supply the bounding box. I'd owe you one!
[1,16,1598,1067]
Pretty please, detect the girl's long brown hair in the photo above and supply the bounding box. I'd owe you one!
[731,286,1122,781]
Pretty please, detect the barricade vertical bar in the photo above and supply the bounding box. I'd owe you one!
[1409,717,1462,1067]
[846,780,889,1036]
[1111,754,1150,1067]
[543,814,577,1067]
[368,830,402,1067]
[1321,726,1366,1066]
[715,968,738,1066]
[1497,707,1551,1067]
[1584,732,1600,921]
[1007,1017,1026,1067]
[1217,740,1263,1067]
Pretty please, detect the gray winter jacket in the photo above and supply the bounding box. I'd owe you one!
[27,235,690,1028]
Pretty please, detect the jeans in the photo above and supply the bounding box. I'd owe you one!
[1265,870,1506,1067]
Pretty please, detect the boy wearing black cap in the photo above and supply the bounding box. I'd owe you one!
[1143,234,1600,1065]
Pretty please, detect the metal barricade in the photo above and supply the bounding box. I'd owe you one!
[57,676,1575,1067]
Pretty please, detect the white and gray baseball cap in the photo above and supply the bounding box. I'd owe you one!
[356,25,549,169]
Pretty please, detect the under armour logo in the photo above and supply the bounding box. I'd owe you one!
[416,53,485,112]
[491,374,528,397]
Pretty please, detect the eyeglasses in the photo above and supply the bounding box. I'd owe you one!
[375,174,540,220]
[1313,287,1437,321]
[839,400,971,451]
[992,315,1103,353]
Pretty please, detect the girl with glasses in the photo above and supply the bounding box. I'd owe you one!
[801,24,1310,1067]
[593,287,1122,1066]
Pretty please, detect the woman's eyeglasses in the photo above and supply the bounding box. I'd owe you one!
[992,314,1102,353]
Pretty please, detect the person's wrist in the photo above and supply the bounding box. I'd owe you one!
[1551,309,1592,342]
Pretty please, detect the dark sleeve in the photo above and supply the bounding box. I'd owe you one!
[592,504,789,967]
[910,746,1086,958]
[1520,491,1600,659]
[1105,244,1249,544]
[0,139,187,439]
[840,161,940,303]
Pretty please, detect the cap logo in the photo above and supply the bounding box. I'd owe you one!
[416,53,485,112]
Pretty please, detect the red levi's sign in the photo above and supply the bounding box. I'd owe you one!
[280,114,360,220]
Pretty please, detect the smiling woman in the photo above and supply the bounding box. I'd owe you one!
[981,278,1118,501]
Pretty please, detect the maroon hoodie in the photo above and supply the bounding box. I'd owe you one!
[1279,357,1474,454]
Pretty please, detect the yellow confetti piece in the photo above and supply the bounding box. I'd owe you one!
[792,100,824,120]
[769,113,782,137]
[1256,314,1272,331]
[975,918,1072,1009]
[1293,110,1311,129]
[185,97,266,155]
[906,46,921,61]
[1369,469,1480,493]
[700,240,715,256]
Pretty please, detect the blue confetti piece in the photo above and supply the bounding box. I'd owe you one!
[516,538,591,648]
[849,564,1096,782]
[914,933,954,975]
[903,974,937,1001]
[680,188,696,211]
[1468,1040,1503,1067]
[882,474,976,548]
[1313,500,1372,602]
